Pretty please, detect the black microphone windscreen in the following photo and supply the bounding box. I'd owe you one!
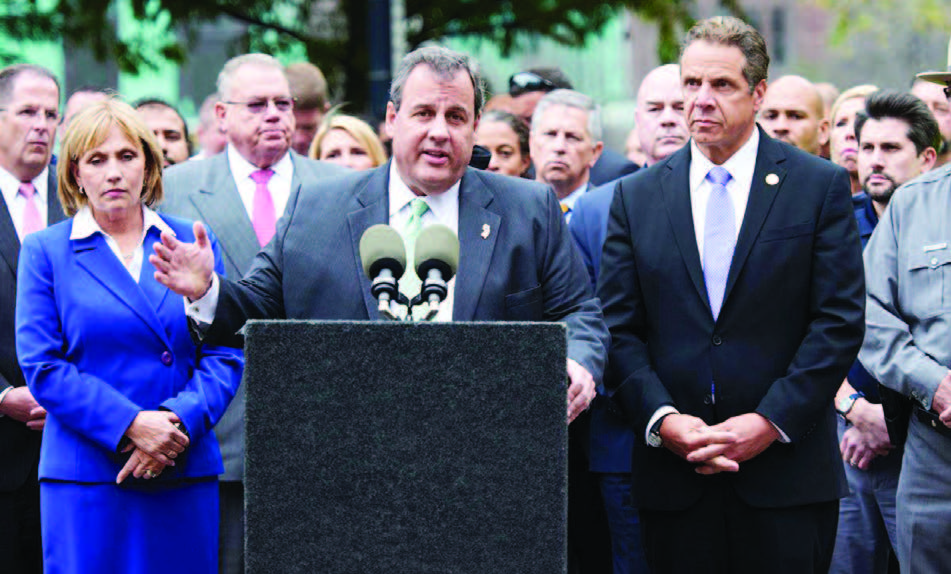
[415,224,459,280]
[360,224,406,279]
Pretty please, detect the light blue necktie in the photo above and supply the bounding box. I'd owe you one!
[703,166,734,320]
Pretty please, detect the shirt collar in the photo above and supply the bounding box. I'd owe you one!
[0,164,49,205]
[387,161,461,221]
[227,144,293,183]
[560,181,589,211]
[70,204,175,240]
[689,128,760,189]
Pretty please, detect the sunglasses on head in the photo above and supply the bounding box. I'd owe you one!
[509,72,557,97]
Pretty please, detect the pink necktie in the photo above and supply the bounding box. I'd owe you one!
[18,182,42,237]
[250,169,276,247]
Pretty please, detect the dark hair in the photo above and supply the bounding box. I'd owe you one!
[681,16,769,92]
[0,64,60,105]
[482,109,530,158]
[854,90,941,155]
[508,68,573,97]
[133,97,193,156]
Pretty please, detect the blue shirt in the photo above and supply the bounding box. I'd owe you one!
[849,193,880,401]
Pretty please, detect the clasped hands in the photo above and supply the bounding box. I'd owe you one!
[659,412,780,474]
[116,411,189,484]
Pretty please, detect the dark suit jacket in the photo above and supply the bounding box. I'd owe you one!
[0,170,65,492]
[206,162,608,383]
[589,149,639,187]
[160,150,347,481]
[15,215,242,483]
[597,129,864,511]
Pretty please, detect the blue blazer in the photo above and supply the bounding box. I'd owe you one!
[599,130,864,510]
[15,214,243,483]
[206,162,608,383]
[569,182,637,474]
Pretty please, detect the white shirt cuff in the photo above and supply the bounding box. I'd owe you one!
[185,274,220,327]
[768,419,790,443]
[645,406,680,445]
[0,385,13,417]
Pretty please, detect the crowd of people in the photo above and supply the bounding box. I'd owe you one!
[2,12,951,574]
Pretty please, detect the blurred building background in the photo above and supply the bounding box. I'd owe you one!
[1,0,947,151]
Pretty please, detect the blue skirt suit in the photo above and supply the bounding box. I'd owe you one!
[15,213,243,574]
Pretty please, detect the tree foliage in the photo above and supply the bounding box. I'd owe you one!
[0,0,741,107]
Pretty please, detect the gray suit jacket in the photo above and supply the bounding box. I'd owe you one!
[206,163,608,384]
[160,149,347,481]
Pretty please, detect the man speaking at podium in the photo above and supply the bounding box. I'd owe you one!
[150,45,606,424]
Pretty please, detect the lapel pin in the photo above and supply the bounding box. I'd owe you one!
[765,173,779,185]
[481,224,490,239]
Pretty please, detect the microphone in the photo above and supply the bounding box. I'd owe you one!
[359,224,407,319]
[413,224,460,318]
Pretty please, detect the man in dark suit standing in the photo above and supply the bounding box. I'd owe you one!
[598,17,865,573]
[159,53,346,574]
[0,63,66,574]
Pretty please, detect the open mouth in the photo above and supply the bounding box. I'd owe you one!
[422,149,450,165]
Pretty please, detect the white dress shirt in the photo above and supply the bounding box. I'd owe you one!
[70,205,175,282]
[0,166,49,243]
[387,162,460,322]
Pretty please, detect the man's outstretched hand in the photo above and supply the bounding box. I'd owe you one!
[150,221,215,301]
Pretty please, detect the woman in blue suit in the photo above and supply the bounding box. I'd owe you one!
[15,98,242,574]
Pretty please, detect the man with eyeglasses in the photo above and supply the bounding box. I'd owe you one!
[0,63,66,574]
[859,41,951,574]
[508,68,638,186]
[159,52,346,574]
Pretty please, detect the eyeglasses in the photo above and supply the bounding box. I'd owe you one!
[508,72,557,98]
[224,97,295,114]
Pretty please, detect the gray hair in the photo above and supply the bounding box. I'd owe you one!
[389,46,485,116]
[531,89,603,142]
[217,54,286,101]
[0,64,60,106]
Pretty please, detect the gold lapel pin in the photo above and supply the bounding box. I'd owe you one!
[481,224,490,239]
[765,173,779,185]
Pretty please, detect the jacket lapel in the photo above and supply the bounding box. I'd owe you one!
[662,147,710,311]
[0,196,17,276]
[73,232,171,347]
[453,170,500,321]
[722,131,786,305]
[188,153,259,275]
[347,166,390,319]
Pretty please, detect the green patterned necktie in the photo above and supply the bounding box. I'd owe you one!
[400,197,431,300]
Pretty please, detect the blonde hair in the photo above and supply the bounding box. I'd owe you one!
[830,85,879,126]
[308,113,387,168]
[57,98,165,217]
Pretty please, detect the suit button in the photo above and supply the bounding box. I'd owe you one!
[932,419,938,428]
[704,394,713,405]
[161,351,173,366]
[712,335,722,346]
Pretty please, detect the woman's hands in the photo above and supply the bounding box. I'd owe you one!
[124,410,189,464]
[116,410,189,483]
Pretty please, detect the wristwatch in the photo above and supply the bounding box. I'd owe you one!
[836,392,865,418]
[647,414,671,448]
